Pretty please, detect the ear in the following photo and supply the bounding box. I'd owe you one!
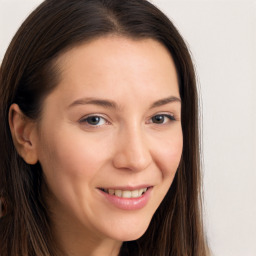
[9,104,38,165]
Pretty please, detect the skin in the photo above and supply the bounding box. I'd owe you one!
[10,36,183,256]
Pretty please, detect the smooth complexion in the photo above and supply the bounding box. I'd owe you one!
[10,36,183,256]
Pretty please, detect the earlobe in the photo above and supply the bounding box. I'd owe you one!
[8,104,38,165]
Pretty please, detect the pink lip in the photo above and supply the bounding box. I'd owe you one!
[98,186,152,210]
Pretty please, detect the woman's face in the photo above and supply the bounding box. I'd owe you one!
[34,36,183,244]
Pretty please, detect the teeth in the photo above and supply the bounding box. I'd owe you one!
[122,191,132,198]
[138,188,144,195]
[131,190,139,197]
[115,190,122,197]
[108,189,115,195]
[102,188,149,198]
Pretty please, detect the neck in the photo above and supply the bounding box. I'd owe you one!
[49,210,122,256]
[57,234,121,256]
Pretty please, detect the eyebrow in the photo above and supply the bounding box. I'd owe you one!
[68,96,181,110]
[68,98,118,109]
[150,96,181,108]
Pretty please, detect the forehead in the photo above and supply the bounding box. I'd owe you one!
[46,36,180,108]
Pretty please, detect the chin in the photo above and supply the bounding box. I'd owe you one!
[123,231,147,242]
[108,221,150,242]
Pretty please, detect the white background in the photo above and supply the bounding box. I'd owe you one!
[0,0,255,255]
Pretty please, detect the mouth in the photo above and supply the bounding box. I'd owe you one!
[97,186,153,210]
[98,187,150,198]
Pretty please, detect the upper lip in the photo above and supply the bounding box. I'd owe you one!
[97,185,153,190]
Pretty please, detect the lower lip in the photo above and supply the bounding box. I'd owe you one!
[98,187,152,210]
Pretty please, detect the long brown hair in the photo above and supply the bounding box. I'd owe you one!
[0,0,208,255]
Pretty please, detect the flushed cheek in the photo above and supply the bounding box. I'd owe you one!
[40,133,114,216]
[39,139,102,223]
[152,139,182,204]
[156,137,183,178]
[37,129,102,200]
[43,129,109,179]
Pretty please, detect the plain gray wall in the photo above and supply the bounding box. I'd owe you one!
[0,0,255,255]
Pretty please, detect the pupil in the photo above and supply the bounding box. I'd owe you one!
[153,115,164,123]
[88,116,100,125]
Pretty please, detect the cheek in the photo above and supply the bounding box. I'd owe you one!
[39,128,107,179]
[37,127,115,210]
[157,131,183,178]
[37,128,110,215]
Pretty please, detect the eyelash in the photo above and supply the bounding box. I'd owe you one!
[79,113,176,127]
[79,115,110,127]
[148,114,176,124]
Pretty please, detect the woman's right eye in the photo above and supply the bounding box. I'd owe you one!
[79,115,107,126]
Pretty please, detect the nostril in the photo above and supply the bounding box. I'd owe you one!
[112,153,151,171]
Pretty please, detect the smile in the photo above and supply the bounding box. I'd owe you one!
[99,187,149,198]
[98,186,152,210]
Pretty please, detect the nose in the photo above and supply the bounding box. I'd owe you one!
[112,126,152,172]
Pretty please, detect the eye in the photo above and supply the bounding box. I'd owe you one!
[151,114,175,124]
[80,115,107,126]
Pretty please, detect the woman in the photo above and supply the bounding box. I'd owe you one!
[0,0,208,255]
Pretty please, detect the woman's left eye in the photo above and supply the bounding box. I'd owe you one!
[80,115,107,126]
[150,114,175,124]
